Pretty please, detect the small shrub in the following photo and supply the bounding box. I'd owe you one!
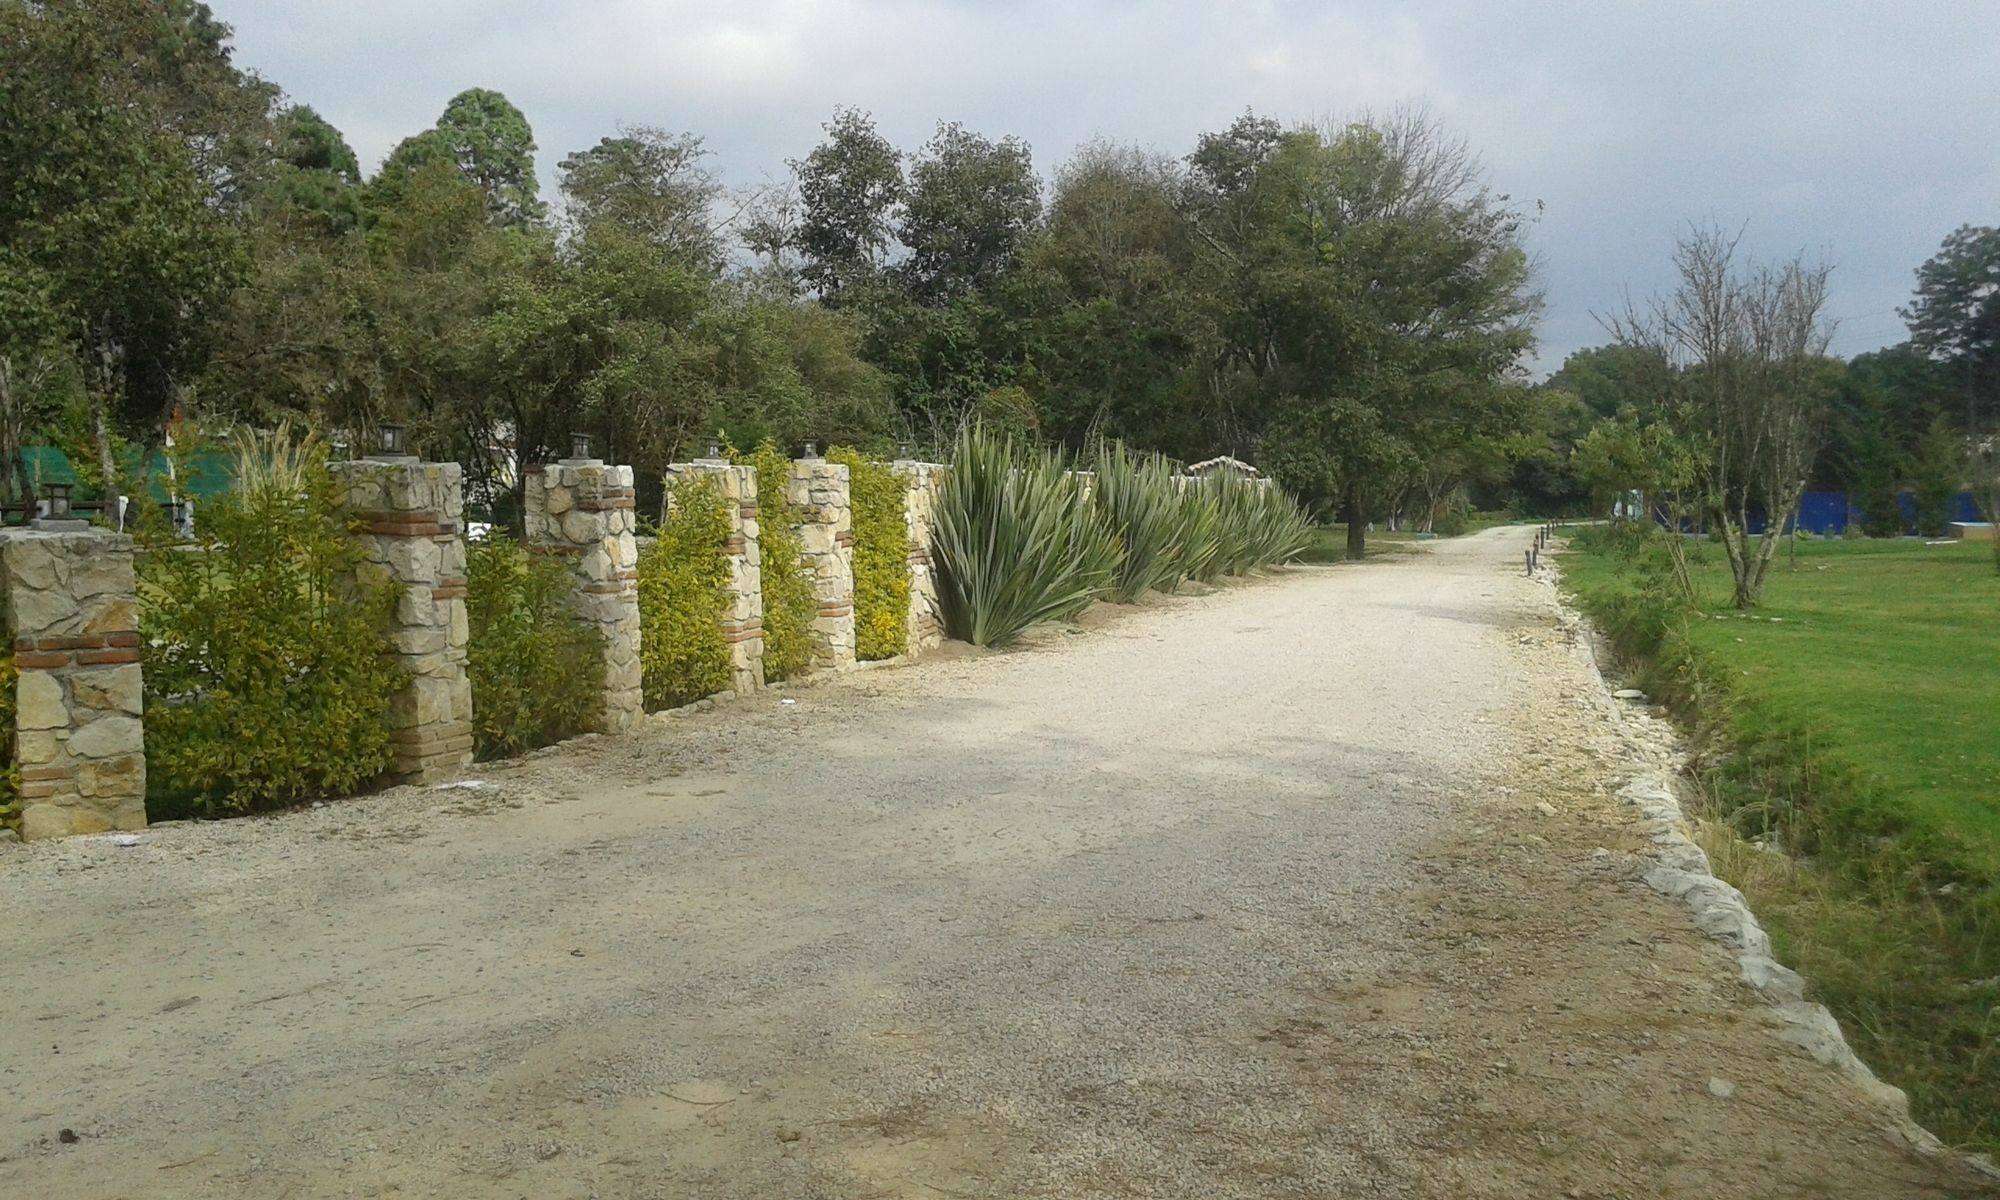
[0,652,17,833]
[138,427,404,816]
[465,535,603,758]
[638,476,733,708]
[932,428,1120,646]
[737,438,818,682]
[830,447,909,660]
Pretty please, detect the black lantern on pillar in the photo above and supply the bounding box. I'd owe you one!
[378,423,406,456]
[802,440,818,460]
[706,437,723,460]
[45,483,72,520]
[571,432,593,461]
[897,441,915,461]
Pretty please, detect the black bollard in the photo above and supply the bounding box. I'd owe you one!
[1526,548,1534,575]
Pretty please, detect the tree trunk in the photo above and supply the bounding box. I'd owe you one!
[91,392,117,499]
[1346,481,1367,561]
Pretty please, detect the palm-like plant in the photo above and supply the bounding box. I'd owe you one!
[932,429,1121,646]
[1091,442,1185,601]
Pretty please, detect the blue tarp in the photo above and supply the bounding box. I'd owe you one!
[1737,490,1982,536]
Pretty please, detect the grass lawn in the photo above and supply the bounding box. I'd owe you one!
[1561,529,2000,1149]
[1300,511,1518,563]
[1565,535,2000,873]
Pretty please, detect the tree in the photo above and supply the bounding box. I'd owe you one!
[559,127,723,268]
[897,122,1042,303]
[376,88,546,226]
[1903,224,2000,436]
[1182,112,1538,558]
[1609,224,1835,608]
[792,108,902,301]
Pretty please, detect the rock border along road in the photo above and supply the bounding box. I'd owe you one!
[2,527,1993,1199]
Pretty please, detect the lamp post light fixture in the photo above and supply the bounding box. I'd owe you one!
[46,483,72,520]
[571,431,594,462]
[378,422,406,456]
[705,438,723,461]
[802,440,819,460]
[897,441,915,462]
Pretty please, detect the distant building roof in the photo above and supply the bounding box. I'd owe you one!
[1181,455,1261,478]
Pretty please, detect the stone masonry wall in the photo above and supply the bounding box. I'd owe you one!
[524,461,644,733]
[331,459,475,780]
[665,462,763,694]
[1,528,146,839]
[893,461,945,653]
[787,458,855,670]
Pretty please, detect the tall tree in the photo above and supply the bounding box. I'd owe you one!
[1902,224,2000,436]
[376,88,546,226]
[792,108,902,301]
[559,127,722,268]
[897,122,1041,303]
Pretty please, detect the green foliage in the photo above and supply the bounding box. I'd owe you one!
[465,535,603,758]
[733,439,817,680]
[375,88,546,226]
[932,428,1120,646]
[830,447,909,660]
[137,430,403,816]
[638,475,733,708]
[1091,443,1184,601]
[1910,415,1965,536]
[1204,476,1314,576]
[0,652,17,833]
[793,107,903,301]
[1174,482,1225,584]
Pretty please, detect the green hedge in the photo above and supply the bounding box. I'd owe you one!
[465,536,603,758]
[740,439,816,682]
[830,447,909,660]
[138,440,403,816]
[638,475,733,708]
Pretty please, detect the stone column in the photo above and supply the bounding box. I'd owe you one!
[330,457,474,781]
[893,461,945,653]
[523,458,643,732]
[0,525,146,840]
[788,456,855,670]
[664,459,763,693]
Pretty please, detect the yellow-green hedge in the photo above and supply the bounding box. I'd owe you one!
[830,448,909,661]
[0,653,18,833]
[465,535,604,758]
[638,476,733,708]
[738,439,816,683]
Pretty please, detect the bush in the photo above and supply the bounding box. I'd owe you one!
[465,535,603,758]
[0,652,17,833]
[932,428,1121,646]
[830,447,909,660]
[138,428,403,816]
[1091,443,1185,602]
[638,475,733,708]
[738,439,817,682]
[1205,476,1313,576]
[1176,482,1226,585]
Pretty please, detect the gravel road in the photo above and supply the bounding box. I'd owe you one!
[1,527,1990,1199]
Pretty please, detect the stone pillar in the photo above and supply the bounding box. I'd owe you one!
[893,461,945,653]
[664,460,763,694]
[788,456,855,670]
[0,526,146,840]
[523,458,643,732]
[330,457,474,781]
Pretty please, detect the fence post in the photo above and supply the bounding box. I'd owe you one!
[0,521,146,840]
[892,458,944,655]
[522,454,644,732]
[664,457,764,694]
[788,452,855,670]
[330,454,475,780]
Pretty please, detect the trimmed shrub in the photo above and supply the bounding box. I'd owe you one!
[1091,443,1185,602]
[465,535,603,758]
[138,428,404,816]
[830,447,909,661]
[638,475,733,709]
[738,438,816,682]
[932,428,1121,646]
[0,652,17,833]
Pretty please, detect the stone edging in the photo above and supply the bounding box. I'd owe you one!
[1543,563,1997,1174]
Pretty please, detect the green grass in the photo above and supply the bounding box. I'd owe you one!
[1298,512,1518,564]
[1561,529,2000,1150]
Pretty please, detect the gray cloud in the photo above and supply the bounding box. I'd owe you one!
[222,0,2000,371]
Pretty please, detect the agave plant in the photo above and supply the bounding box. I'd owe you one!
[1175,481,1225,585]
[1091,442,1185,602]
[931,429,1121,647]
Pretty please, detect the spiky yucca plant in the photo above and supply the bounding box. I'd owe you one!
[932,429,1120,647]
[1091,442,1185,602]
[1175,481,1225,585]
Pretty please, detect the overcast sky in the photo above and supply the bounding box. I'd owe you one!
[218,0,1999,374]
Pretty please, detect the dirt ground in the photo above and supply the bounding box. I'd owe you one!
[1,526,1992,1199]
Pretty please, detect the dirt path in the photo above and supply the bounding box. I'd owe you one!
[1,527,1991,1199]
